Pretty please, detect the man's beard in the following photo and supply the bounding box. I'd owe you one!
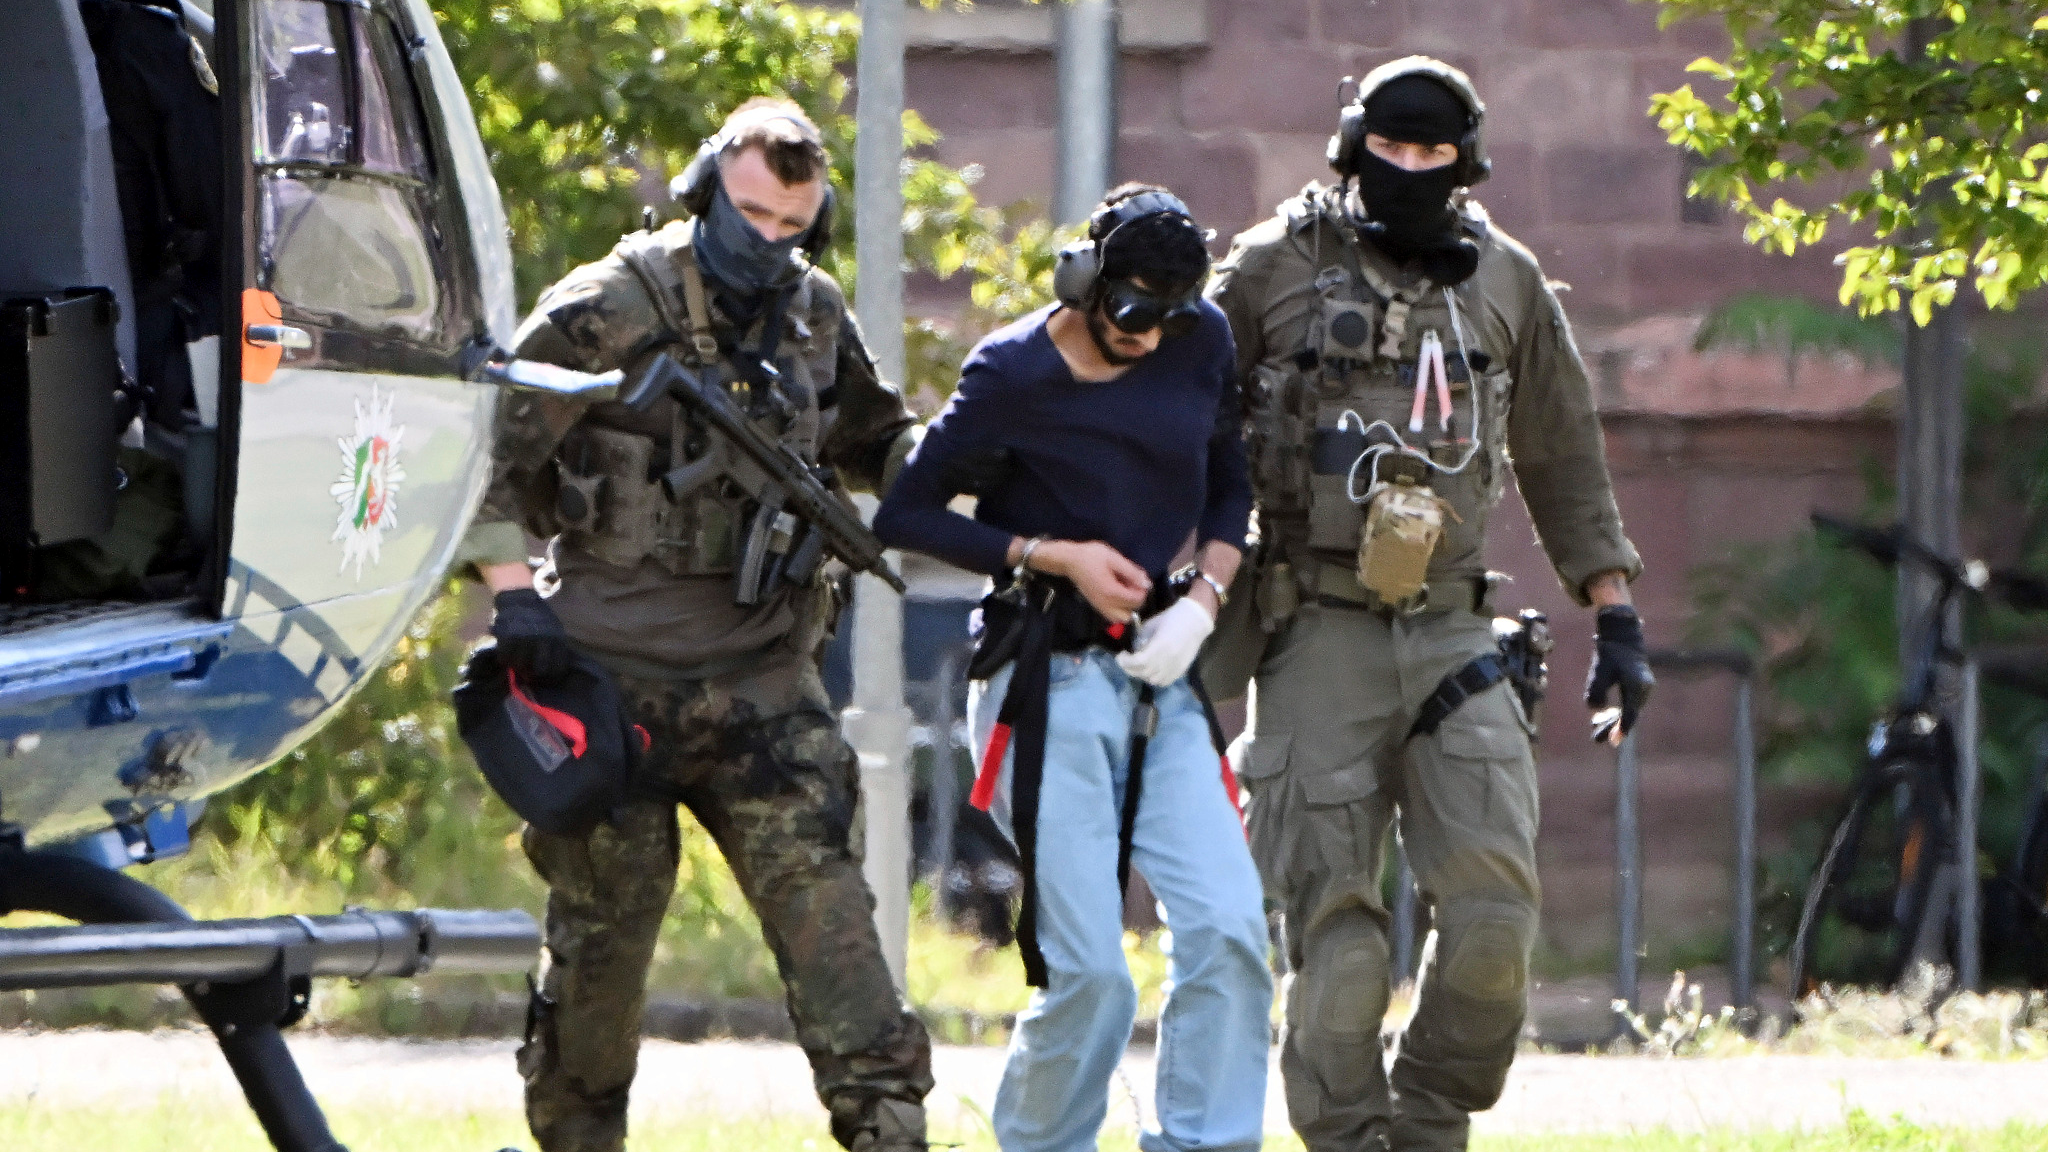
[1086,307,1145,366]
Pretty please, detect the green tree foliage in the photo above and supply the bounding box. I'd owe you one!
[1649,2,2048,322]
[433,0,856,305]
[430,0,1064,359]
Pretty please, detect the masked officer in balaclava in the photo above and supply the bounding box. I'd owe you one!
[1203,57,1653,1152]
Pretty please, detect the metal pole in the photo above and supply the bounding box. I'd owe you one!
[1054,0,1119,225]
[850,0,911,991]
[1732,676,1758,1013]
[1615,730,1643,1026]
[1391,836,1417,986]
[1957,657,1982,992]
[928,650,962,882]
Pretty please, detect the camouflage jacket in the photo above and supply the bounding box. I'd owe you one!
[459,220,916,677]
[1205,184,1639,610]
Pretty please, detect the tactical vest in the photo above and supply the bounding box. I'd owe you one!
[1243,193,1514,605]
[549,224,836,580]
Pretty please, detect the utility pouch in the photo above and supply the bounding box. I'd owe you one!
[967,584,1031,682]
[1255,559,1299,632]
[558,427,661,570]
[1318,298,1378,364]
[554,472,607,534]
[1248,363,1311,514]
[1357,476,1455,604]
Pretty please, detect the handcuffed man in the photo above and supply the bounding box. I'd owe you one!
[875,184,1272,1152]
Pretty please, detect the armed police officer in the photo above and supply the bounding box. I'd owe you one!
[1203,58,1654,1152]
[461,98,933,1152]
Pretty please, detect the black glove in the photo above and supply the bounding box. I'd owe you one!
[1584,604,1653,743]
[491,588,573,685]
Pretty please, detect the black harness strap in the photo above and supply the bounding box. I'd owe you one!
[989,598,1058,988]
[1408,651,1508,741]
[1117,686,1157,895]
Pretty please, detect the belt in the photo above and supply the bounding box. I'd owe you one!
[1314,561,1491,617]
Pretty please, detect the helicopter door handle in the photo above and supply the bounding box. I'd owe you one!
[246,324,312,351]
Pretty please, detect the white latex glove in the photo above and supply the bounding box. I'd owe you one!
[1115,597,1215,687]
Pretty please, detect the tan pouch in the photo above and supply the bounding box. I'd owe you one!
[1356,478,1458,603]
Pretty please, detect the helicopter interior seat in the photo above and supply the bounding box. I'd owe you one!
[1,0,223,609]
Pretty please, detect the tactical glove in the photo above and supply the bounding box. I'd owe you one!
[1115,597,1214,688]
[491,588,574,685]
[1584,604,1653,743]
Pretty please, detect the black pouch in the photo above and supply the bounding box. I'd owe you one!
[453,643,645,836]
[966,584,1030,682]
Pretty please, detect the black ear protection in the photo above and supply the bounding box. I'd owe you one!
[669,108,837,258]
[1051,189,1212,311]
[1327,56,1490,188]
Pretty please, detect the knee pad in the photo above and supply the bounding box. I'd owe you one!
[1295,914,1391,1039]
[1433,899,1535,1003]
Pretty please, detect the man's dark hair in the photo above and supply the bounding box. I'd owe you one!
[717,96,828,186]
[1094,182,1211,290]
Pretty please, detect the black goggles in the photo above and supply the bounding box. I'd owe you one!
[1100,279,1203,338]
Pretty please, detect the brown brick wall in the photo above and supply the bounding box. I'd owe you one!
[901,0,1849,327]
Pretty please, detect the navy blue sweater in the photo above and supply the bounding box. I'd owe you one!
[875,302,1252,579]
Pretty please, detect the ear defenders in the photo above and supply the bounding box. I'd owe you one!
[1327,56,1490,187]
[1051,189,1212,325]
[670,107,837,258]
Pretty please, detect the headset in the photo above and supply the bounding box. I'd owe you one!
[1051,189,1212,317]
[669,106,836,257]
[1327,55,1490,188]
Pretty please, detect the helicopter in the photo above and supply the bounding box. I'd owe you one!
[0,2,572,1149]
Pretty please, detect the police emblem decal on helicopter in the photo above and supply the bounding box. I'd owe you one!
[330,387,408,578]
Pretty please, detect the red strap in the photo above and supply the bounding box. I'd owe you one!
[508,672,589,759]
[970,722,1013,811]
[1221,754,1246,834]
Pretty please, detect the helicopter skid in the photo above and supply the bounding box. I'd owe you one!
[1,851,538,1152]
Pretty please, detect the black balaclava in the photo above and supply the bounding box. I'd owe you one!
[1353,74,1479,285]
[693,181,807,306]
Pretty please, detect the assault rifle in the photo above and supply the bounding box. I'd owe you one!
[621,353,905,603]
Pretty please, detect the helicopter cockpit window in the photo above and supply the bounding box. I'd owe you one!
[254,1,351,166]
[254,0,449,346]
[356,12,432,180]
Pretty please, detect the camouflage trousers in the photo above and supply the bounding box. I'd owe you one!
[518,651,933,1152]
[1238,602,1541,1152]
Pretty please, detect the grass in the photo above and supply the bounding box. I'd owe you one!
[4,1099,2046,1152]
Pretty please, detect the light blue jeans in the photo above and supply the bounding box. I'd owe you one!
[970,650,1272,1152]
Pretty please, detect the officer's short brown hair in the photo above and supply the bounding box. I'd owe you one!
[717,97,828,186]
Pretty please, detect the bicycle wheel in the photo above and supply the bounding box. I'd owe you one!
[1789,768,1951,998]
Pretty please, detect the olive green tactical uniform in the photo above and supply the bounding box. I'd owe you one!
[461,221,931,1152]
[1204,186,1640,1152]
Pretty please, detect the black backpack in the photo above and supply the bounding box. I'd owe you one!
[453,644,646,836]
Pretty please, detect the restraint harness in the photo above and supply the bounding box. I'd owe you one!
[966,577,1241,988]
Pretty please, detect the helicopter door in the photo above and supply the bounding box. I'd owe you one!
[226,0,495,677]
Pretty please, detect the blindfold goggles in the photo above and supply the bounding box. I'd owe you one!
[1101,278,1203,338]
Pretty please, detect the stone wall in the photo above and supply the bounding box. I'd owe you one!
[893,0,1850,329]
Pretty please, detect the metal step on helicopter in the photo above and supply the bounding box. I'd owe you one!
[0,2,616,1148]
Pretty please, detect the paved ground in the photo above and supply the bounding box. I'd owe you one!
[7,1030,2048,1136]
